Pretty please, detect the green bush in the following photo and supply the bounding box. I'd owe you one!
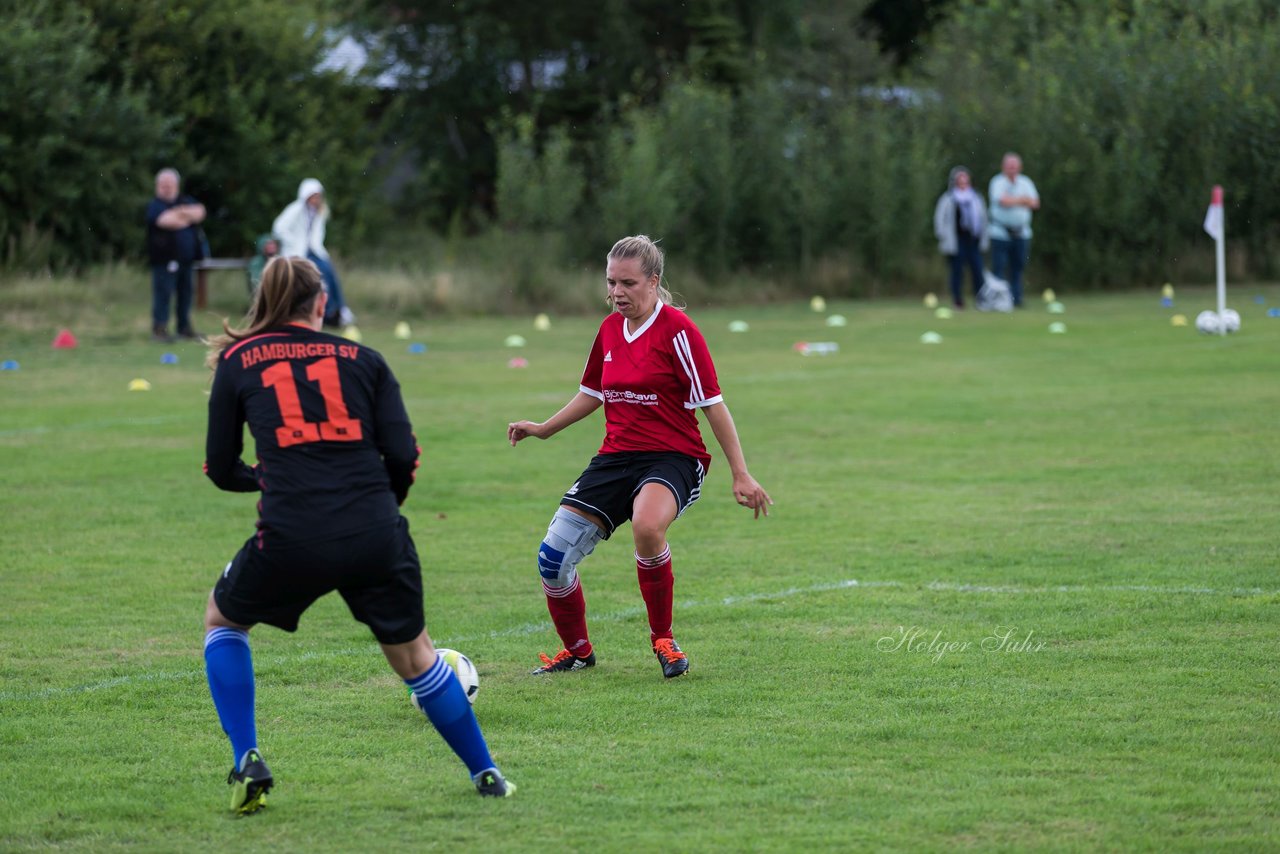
[921,0,1280,286]
[595,111,680,248]
[0,1,165,269]
[495,115,585,233]
[651,83,737,274]
[82,0,384,258]
[483,0,1279,292]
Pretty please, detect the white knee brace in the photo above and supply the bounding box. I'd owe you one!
[538,507,604,590]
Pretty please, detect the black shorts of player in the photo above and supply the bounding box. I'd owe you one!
[561,451,705,537]
[213,516,424,645]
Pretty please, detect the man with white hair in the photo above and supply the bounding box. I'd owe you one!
[145,168,206,341]
[987,153,1040,308]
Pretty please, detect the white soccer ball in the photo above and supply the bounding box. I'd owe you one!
[1195,310,1222,334]
[437,648,480,704]
[410,648,480,709]
[1220,308,1241,333]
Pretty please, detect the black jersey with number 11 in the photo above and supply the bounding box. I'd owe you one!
[204,323,419,545]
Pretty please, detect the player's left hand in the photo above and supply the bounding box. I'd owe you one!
[732,473,772,519]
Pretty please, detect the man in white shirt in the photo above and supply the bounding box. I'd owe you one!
[987,153,1040,308]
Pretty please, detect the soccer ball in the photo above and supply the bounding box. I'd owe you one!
[1195,309,1241,334]
[437,648,479,704]
[409,648,479,709]
[1195,310,1222,334]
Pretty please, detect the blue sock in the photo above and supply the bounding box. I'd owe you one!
[204,627,258,770]
[405,657,495,777]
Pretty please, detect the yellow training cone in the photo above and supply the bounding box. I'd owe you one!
[810,296,826,313]
[394,322,411,339]
[923,293,939,309]
[340,325,362,342]
[128,378,152,391]
[534,313,551,331]
[1162,283,1175,299]
[1042,288,1056,303]
[1171,314,1188,327]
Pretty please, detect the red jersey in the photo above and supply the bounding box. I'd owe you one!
[579,303,722,467]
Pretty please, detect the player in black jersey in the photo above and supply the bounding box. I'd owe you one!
[201,257,513,814]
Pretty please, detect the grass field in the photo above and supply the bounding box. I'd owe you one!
[2,281,1278,851]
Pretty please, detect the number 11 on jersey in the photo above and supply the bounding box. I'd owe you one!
[262,357,364,448]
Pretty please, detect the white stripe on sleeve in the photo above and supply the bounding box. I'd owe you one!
[673,330,706,404]
[683,394,723,410]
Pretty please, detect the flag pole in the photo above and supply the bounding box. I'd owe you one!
[1213,186,1226,335]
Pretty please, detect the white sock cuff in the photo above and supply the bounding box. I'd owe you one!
[635,544,671,569]
[406,656,452,696]
[204,626,249,651]
[542,576,581,598]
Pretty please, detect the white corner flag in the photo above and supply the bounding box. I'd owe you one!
[1204,185,1227,333]
[1203,185,1224,241]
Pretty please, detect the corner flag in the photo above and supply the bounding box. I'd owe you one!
[1203,185,1224,241]
[1204,185,1226,332]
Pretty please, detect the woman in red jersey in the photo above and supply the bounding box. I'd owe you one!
[508,235,772,679]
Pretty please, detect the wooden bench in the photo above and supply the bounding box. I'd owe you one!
[194,258,249,309]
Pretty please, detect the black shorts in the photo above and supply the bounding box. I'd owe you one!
[561,452,705,537]
[213,516,424,645]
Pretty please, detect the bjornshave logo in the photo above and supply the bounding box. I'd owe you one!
[604,389,659,405]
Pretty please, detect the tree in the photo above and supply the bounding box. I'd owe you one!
[921,0,1280,284]
[0,0,381,268]
[861,0,959,66]
[81,0,381,256]
[0,2,165,267]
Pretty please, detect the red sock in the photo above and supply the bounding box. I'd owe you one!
[636,545,674,643]
[543,577,592,658]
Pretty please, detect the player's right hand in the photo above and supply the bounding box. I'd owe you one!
[508,420,542,446]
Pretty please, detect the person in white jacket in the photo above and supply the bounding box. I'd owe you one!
[273,178,355,327]
[933,166,989,310]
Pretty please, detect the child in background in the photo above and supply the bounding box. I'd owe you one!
[246,234,280,297]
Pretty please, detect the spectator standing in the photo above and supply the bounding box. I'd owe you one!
[933,166,989,309]
[145,168,206,341]
[987,153,1040,308]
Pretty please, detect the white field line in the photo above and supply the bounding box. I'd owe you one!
[2,577,1273,702]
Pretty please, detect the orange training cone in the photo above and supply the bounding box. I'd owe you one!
[52,329,78,349]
